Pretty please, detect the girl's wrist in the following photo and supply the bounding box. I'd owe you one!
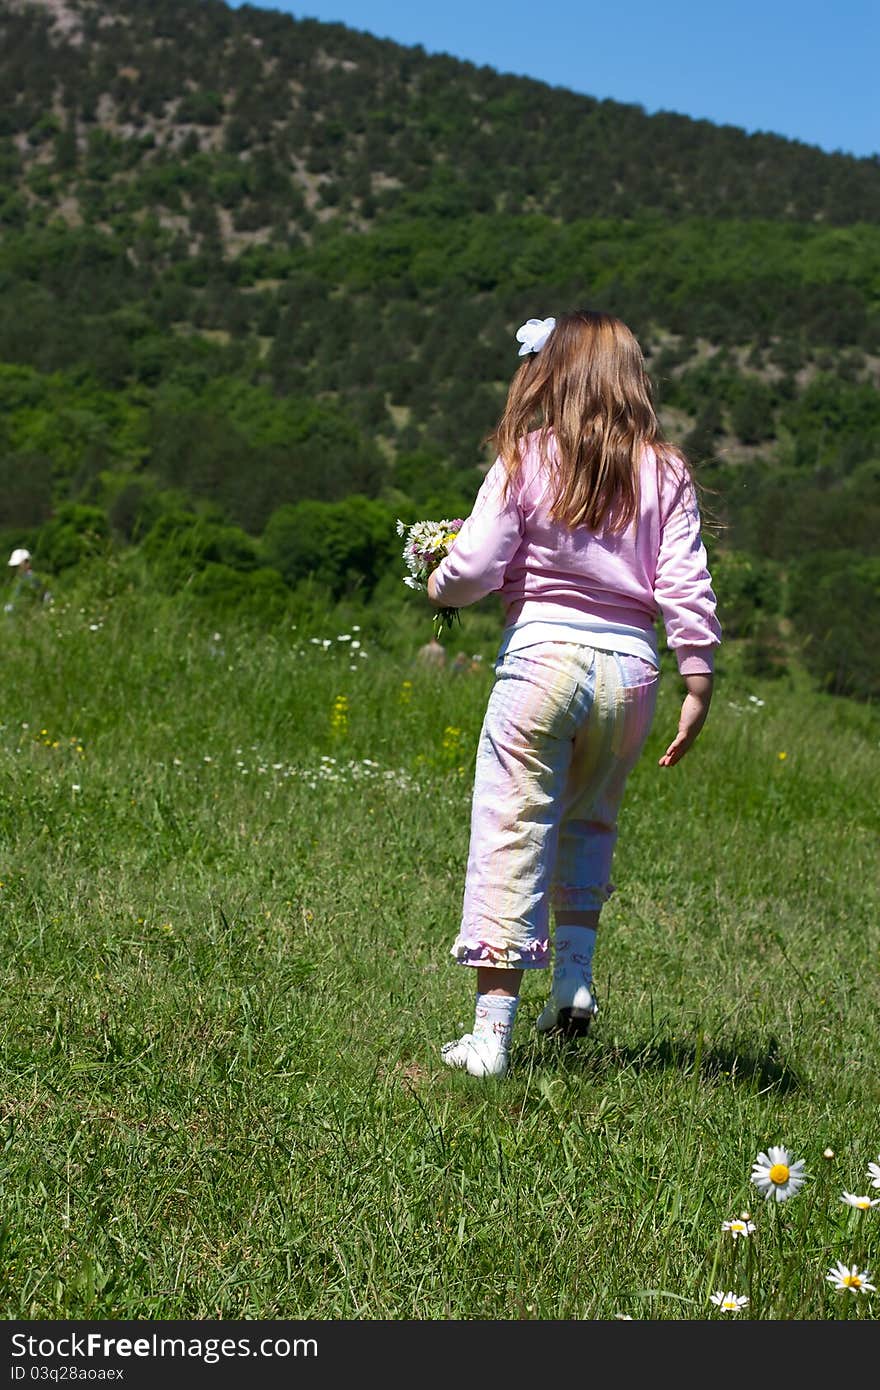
[683,674,713,701]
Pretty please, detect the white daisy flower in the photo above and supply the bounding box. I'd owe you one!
[841,1191,880,1210]
[867,1159,880,1189]
[721,1213,756,1238]
[826,1261,876,1294]
[710,1291,749,1313]
[750,1145,807,1202]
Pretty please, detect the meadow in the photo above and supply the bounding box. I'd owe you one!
[0,585,878,1320]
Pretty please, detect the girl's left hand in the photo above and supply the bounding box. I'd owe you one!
[658,674,713,768]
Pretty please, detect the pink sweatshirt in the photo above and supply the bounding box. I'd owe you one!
[430,434,721,675]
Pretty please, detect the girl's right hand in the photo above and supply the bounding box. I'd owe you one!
[658,675,713,767]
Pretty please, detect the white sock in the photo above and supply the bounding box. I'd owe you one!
[473,993,519,1050]
[553,925,597,996]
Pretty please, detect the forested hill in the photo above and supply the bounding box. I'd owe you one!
[3,0,879,226]
[1,0,879,699]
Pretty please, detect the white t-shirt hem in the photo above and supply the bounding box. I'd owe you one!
[497,618,660,669]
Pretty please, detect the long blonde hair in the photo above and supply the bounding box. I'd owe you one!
[493,310,680,531]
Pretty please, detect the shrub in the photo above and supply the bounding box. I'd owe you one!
[37,504,110,573]
[187,562,290,623]
[788,551,880,700]
[706,547,782,639]
[263,496,398,599]
[140,513,261,592]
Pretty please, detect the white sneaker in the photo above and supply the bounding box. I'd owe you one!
[441,1032,509,1078]
[535,981,599,1037]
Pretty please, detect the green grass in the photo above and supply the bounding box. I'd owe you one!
[0,591,878,1320]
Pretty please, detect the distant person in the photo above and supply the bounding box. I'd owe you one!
[427,310,721,1078]
[450,651,470,675]
[416,636,447,671]
[5,548,51,613]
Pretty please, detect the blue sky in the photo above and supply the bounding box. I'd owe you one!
[228,0,878,158]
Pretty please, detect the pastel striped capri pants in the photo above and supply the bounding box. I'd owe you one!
[451,641,659,970]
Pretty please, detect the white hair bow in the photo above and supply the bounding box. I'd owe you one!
[515,317,556,356]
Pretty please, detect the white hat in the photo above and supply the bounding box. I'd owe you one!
[8,548,30,566]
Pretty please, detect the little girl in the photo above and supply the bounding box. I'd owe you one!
[427,310,721,1078]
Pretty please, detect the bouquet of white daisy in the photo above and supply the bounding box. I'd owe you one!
[396,517,464,638]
